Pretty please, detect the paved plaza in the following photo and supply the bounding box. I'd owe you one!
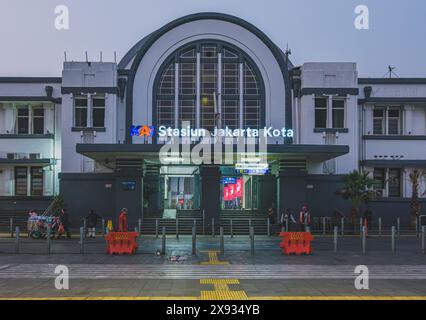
[0,235,425,299]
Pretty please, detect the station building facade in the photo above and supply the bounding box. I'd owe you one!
[1,13,426,228]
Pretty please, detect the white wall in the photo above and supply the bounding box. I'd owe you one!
[298,63,359,174]
[61,62,118,173]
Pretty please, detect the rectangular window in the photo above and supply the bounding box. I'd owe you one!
[388,168,401,197]
[222,63,239,95]
[74,96,88,128]
[372,107,401,135]
[222,100,239,129]
[179,100,196,127]
[373,108,385,135]
[332,99,345,129]
[17,107,29,134]
[30,167,43,196]
[92,96,105,128]
[15,167,27,196]
[388,108,401,135]
[373,168,386,196]
[157,100,174,128]
[32,107,44,134]
[314,98,327,128]
[179,63,196,95]
[202,46,217,59]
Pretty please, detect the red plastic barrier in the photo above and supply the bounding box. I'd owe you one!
[279,232,314,255]
[105,232,139,255]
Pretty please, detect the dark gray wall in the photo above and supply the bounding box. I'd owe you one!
[200,166,221,225]
[60,172,142,229]
[306,174,426,227]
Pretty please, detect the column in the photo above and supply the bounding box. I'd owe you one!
[276,169,308,221]
[363,104,374,135]
[200,166,221,224]
[403,105,415,135]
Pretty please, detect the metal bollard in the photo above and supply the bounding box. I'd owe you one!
[333,226,338,253]
[362,226,367,255]
[220,227,224,255]
[341,217,344,237]
[15,226,20,254]
[10,217,13,238]
[162,226,166,255]
[138,218,142,235]
[176,219,179,239]
[416,217,419,238]
[212,218,215,237]
[322,217,326,236]
[101,219,105,235]
[422,226,425,255]
[397,217,400,238]
[391,226,396,254]
[79,227,84,254]
[46,227,51,255]
[155,219,159,239]
[250,227,255,255]
[192,226,196,255]
[267,218,271,237]
[230,219,233,238]
[202,210,205,235]
[378,217,382,237]
[83,218,87,238]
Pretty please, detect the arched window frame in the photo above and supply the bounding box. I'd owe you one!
[153,40,265,139]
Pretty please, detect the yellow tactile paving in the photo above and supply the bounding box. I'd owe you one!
[199,279,248,300]
[200,251,229,265]
[1,296,426,301]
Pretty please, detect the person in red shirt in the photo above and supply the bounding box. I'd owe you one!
[118,208,128,232]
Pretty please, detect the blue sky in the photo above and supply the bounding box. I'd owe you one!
[0,0,425,77]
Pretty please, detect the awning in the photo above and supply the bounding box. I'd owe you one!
[76,143,349,168]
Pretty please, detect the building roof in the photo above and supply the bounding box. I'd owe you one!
[118,12,293,70]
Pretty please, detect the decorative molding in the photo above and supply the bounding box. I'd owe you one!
[61,87,118,94]
[301,88,359,96]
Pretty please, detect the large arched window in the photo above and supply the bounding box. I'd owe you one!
[154,41,264,132]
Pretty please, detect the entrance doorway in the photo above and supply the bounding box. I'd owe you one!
[220,175,259,211]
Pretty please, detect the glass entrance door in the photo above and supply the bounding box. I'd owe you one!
[221,175,258,210]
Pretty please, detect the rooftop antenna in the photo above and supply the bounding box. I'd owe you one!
[100,51,103,62]
[114,51,117,64]
[383,65,399,79]
[85,51,89,63]
[64,51,67,62]
[284,43,292,67]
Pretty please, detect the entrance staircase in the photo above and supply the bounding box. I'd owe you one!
[140,210,270,235]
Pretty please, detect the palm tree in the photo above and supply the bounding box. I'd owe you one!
[336,170,377,229]
[408,169,425,229]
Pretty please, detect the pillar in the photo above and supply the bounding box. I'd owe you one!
[276,169,308,221]
[200,166,221,224]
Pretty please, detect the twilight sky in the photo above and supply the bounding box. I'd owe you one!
[0,0,425,77]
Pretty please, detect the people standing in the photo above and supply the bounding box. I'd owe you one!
[281,208,297,232]
[299,205,311,232]
[86,209,100,238]
[118,208,128,232]
[58,209,71,239]
[267,205,275,225]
